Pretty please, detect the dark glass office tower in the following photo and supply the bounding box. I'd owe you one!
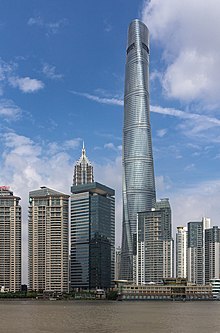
[71,147,115,290]
[71,182,115,290]
[120,19,156,280]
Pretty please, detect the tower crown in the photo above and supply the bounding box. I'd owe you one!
[73,143,94,185]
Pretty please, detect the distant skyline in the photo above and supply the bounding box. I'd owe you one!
[1,0,220,282]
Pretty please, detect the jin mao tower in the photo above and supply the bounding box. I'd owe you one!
[71,146,115,289]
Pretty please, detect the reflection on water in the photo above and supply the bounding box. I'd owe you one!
[0,300,220,333]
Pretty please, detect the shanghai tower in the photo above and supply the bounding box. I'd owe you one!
[120,20,156,280]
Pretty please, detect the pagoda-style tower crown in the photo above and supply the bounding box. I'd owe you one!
[73,143,94,185]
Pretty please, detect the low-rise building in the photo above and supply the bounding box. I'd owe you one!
[116,278,212,301]
[210,279,220,299]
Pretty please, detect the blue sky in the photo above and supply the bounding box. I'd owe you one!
[1,0,220,281]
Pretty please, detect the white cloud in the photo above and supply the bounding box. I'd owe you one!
[169,179,220,231]
[27,17,68,35]
[42,63,63,80]
[72,90,220,140]
[163,50,213,101]
[27,17,43,26]
[104,142,122,152]
[47,139,82,154]
[156,128,167,137]
[141,0,220,105]
[0,59,14,81]
[72,90,220,127]
[9,76,44,93]
[63,138,82,150]
[103,19,112,32]
[71,91,123,106]
[0,59,15,95]
[151,105,220,141]
[0,58,44,96]
[150,70,162,82]
[184,163,196,172]
[0,99,22,120]
[154,174,220,236]
[155,175,171,192]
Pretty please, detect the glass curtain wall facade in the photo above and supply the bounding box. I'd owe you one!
[71,182,115,290]
[121,19,156,280]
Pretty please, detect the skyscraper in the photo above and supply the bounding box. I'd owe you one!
[121,19,156,280]
[73,143,94,185]
[0,186,21,292]
[176,226,187,278]
[136,199,173,284]
[115,247,121,281]
[187,221,203,284]
[205,226,220,284]
[28,186,69,292]
[71,147,115,290]
[187,217,210,285]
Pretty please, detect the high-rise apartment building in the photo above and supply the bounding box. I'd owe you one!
[176,226,187,278]
[28,186,69,292]
[71,182,115,290]
[121,19,156,280]
[187,221,203,284]
[136,199,173,284]
[115,247,121,281]
[0,186,21,292]
[205,226,220,284]
[155,199,173,279]
[187,218,210,285]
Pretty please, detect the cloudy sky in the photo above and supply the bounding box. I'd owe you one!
[1,0,220,282]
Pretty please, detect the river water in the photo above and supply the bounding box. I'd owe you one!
[0,300,220,333]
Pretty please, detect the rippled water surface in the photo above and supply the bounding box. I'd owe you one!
[1,300,220,333]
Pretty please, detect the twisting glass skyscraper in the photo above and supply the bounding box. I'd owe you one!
[120,19,156,280]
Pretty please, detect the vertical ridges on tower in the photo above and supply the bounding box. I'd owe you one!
[120,19,156,281]
[73,143,94,185]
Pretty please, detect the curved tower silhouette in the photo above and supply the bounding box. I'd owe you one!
[120,19,156,280]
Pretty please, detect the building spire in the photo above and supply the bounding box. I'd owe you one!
[82,141,85,158]
[73,142,94,185]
